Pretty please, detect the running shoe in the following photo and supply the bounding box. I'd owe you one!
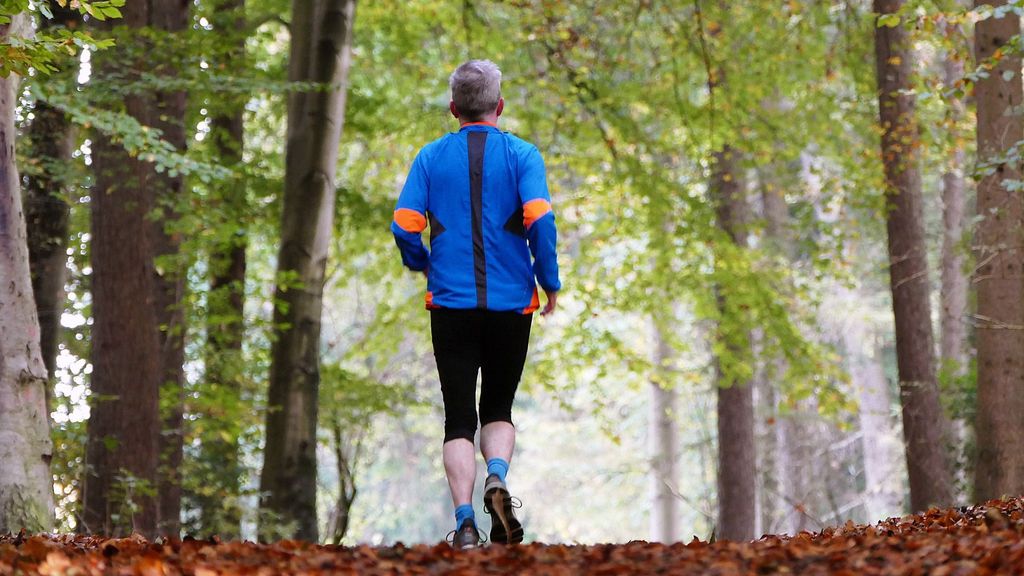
[483,474,524,544]
[447,521,483,550]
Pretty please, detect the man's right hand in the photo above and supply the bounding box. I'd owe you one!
[541,289,558,316]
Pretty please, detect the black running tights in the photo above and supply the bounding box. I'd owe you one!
[430,308,533,443]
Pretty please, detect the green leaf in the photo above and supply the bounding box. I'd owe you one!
[876,14,900,28]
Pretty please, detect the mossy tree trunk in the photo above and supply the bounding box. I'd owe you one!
[0,14,56,535]
[25,1,81,403]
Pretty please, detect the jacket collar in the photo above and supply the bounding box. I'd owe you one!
[459,121,500,131]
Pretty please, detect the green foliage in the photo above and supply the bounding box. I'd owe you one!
[0,0,120,76]
[109,469,157,534]
[31,82,233,182]
[321,365,418,427]
[877,14,902,28]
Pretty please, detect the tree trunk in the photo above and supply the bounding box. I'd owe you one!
[0,14,56,534]
[712,147,757,541]
[25,1,81,393]
[939,10,972,505]
[840,296,905,520]
[649,319,678,542]
[197,0,248,539]
[751,340,771,538]
[328,419,358,544]
[873,0,953,511]
[150,0,190,538]
[973,0,1024,501]
[758,161,789,535]
[84,0,189,537]
[259,0,357,542]
[938,11,970,393]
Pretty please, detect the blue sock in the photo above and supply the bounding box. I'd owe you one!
[455,503,475,529]
[487,458,509,483]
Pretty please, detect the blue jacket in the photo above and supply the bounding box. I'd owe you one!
[391,122,560,313]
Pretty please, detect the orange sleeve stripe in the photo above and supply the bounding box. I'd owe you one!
[523,199,552,229]
[394,208,427,233]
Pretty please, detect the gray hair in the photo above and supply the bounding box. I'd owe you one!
[449,60,502,121]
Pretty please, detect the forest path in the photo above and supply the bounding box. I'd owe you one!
[4,497,1023,574]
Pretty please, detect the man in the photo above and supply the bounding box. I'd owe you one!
[390,59,560,549]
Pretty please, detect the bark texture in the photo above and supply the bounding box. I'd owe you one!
[197,0,248,539]
[26,2,81,386]
[84,0,190,537]
[0,15,56,534]
[973,0,1024,501]
[259,0,357,542]
[873,0,953,512]
[649,319,679,542]
[712,147,757,542]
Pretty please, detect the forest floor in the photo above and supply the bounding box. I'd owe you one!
[4,497,1024,575]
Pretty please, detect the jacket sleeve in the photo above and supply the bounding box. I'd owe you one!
[518,146,561,292]
[391,150,430,272]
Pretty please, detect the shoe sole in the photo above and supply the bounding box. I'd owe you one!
[485,487,523,544]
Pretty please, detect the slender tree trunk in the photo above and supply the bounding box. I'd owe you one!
[751,341,771,538]
[938,12,970,391]
[259,0,357,542]
[712,146,757,541]
[0,14,56,534]
[84,0,189,537]
[873,0,953,511]
[649,319,679,542]
[758,161,789,535]
[150,0,190,538]
[973,0,1024,501]
[939,10,972,504]
[197,0,248,539]
[328,419,358,544]
[26,2,81,395]
[839,296,905,520]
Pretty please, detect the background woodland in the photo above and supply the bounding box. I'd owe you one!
[1,0,1022,546]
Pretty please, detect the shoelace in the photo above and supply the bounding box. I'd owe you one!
[486,495,524,513]
[446,524,488,547]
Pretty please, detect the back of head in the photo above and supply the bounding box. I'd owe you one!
[449,60,502,121]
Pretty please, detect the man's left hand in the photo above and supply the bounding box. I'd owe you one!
[541,289,558,316]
